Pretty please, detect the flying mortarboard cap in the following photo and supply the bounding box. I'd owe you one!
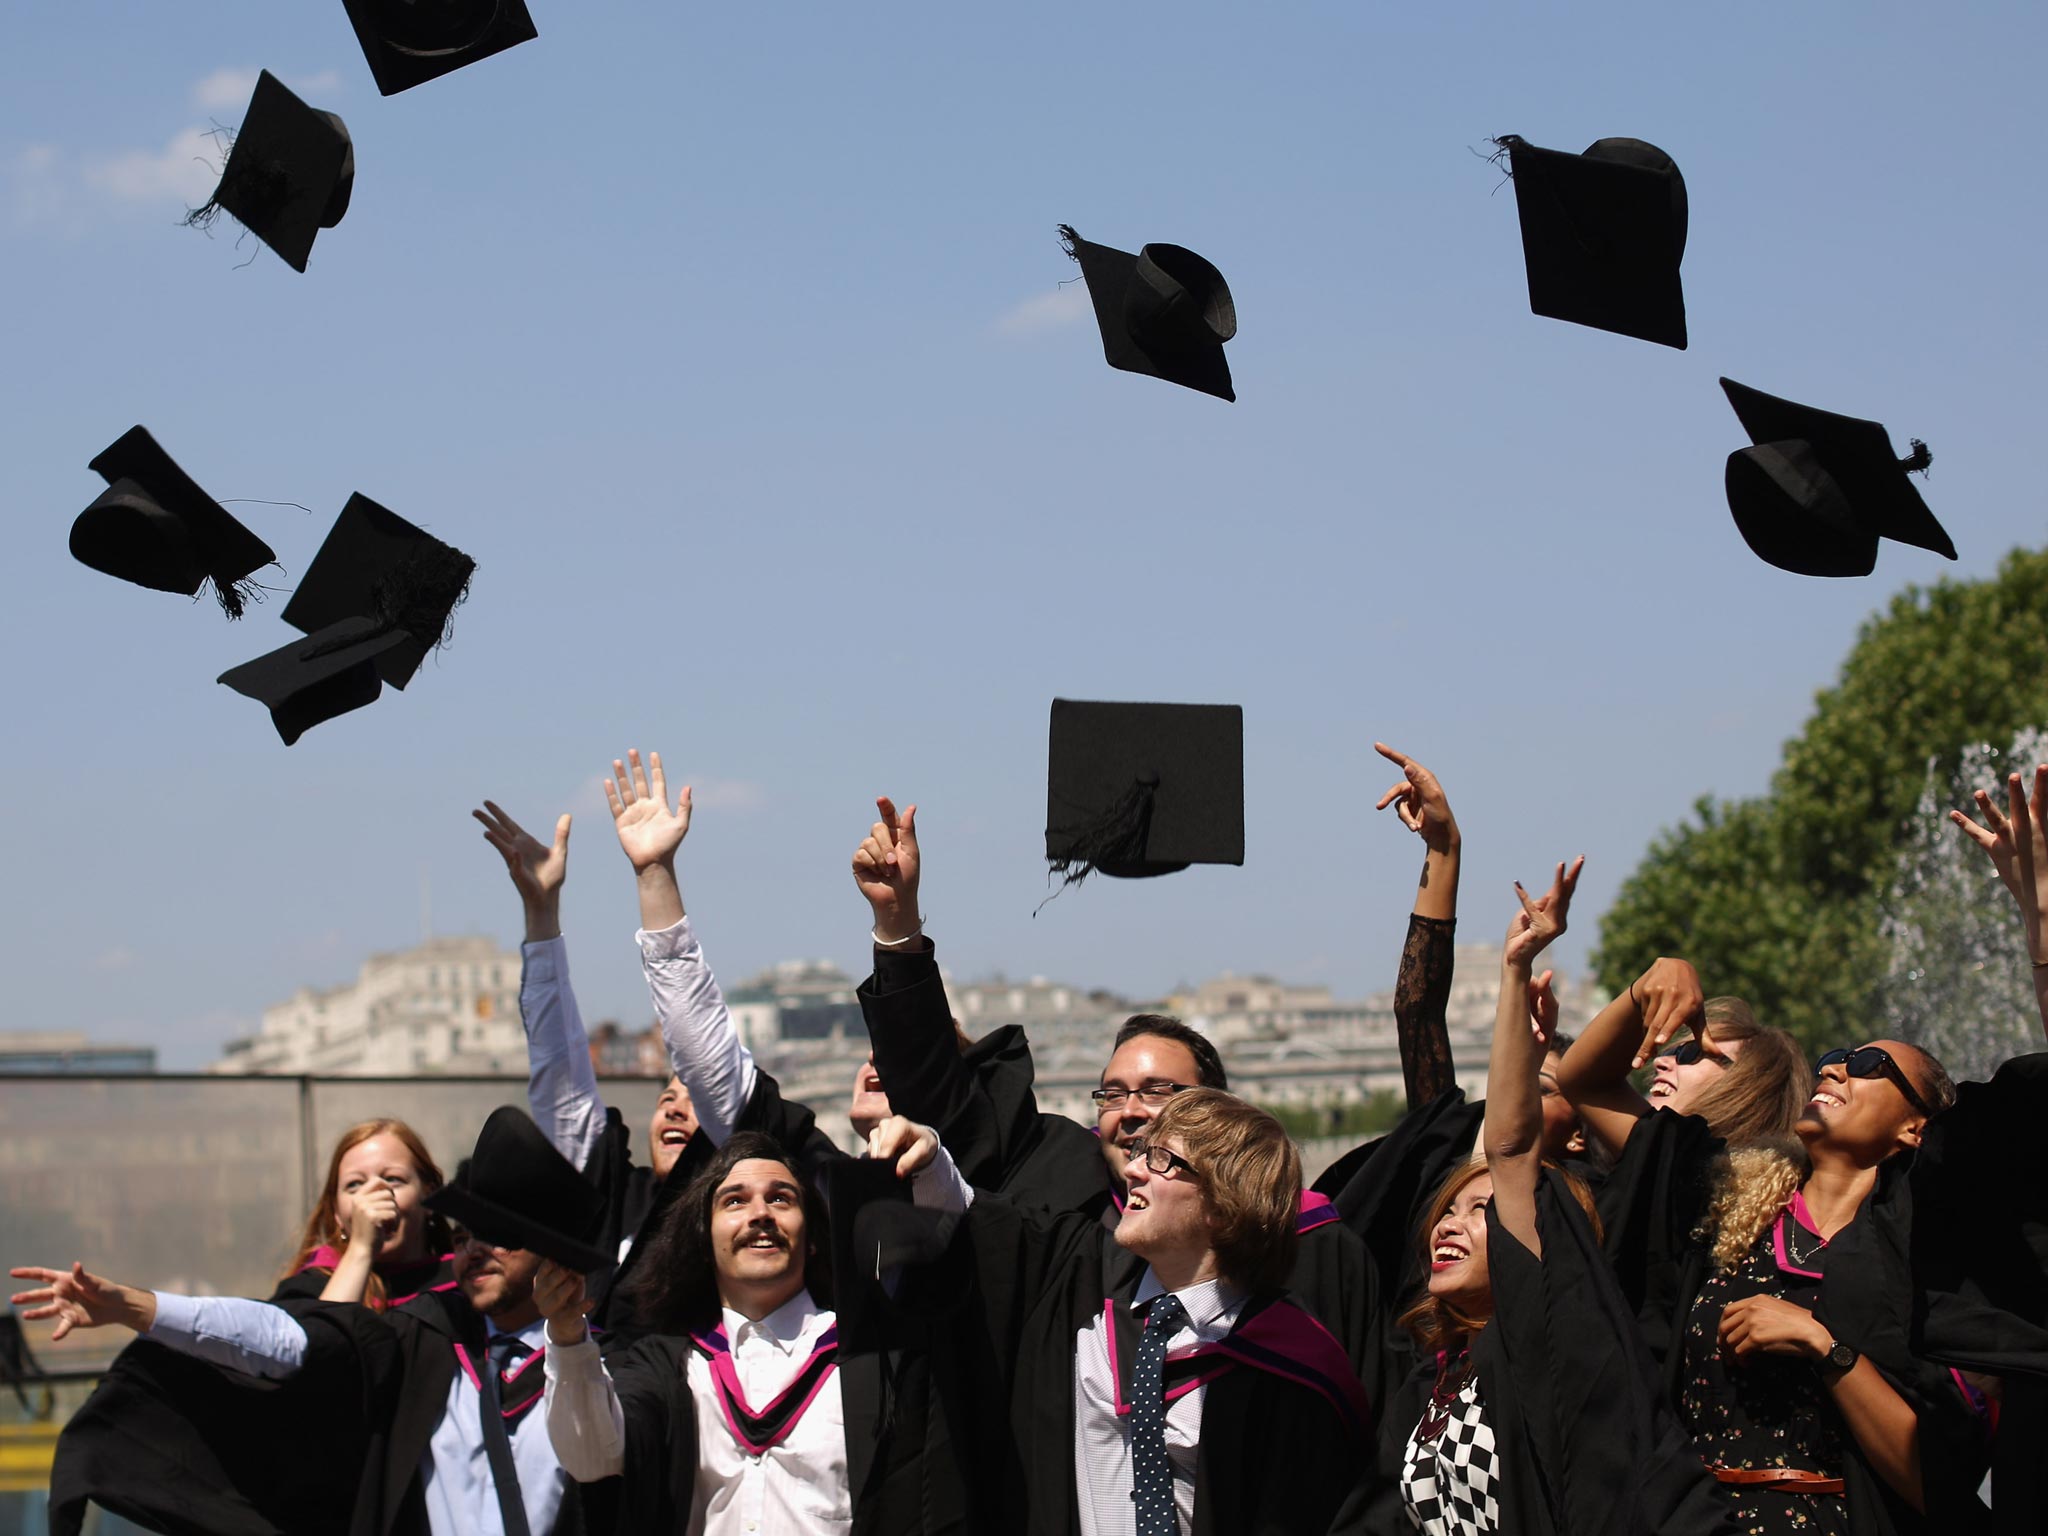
[187,71,353,273]
[1496,135,1688,349]
[1720,377,1954,577]
[342,0,538,97]
[1057,226,1237,401]
[425,1107,609,1272]
[1045,700,1244,889]
[72,427,277,619]
[217,616,410,745]
[281,492,476,690]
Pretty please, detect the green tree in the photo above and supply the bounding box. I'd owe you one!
[1592,546,2048,1056]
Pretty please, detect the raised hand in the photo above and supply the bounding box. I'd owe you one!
[865,1115,939,1178]
[605,749,693,873]
[473,801,571,909]
[1527,968,1559,1047]
[1627,956,1707,1068]
[1373,743,1460,855]
[1952,764,2048,964]
[532,1260,591,1346]
[1503,857,1584,969]
[851,797,922,944]
[8,1263,153,1339]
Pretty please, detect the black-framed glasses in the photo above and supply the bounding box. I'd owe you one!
[1658,1039,1728,1069]
[1815,1046,1935,1117]
[1090,1080,1194,1111]
[1125,1138,1200,1180]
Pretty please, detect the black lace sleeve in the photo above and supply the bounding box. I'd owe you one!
[1395,913,1457,1111]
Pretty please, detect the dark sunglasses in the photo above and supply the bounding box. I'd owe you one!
[1658,1039,1727,1068]
[1815,1046,1935,1117]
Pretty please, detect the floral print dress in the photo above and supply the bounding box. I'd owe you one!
[1677,1197,1848,1536]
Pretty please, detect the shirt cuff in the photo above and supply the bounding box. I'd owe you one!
[635,915,694,961]
[543,1333,607,1380]
[912,1144,974,1213]
[871,938,938,993]
[146,1290,200,1337]
[521,934,569,983]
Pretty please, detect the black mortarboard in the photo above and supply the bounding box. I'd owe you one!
[72,427,276,619]
[281,492,476,690]
[1720,377,1954,577]
[188,71,353,273]
[217,617,410,744]
[1057,226,1237,402]
[1497,135,1688,349]
[426,1107,610,1272]
[1045,700,1244,888]
[342,0,538,97]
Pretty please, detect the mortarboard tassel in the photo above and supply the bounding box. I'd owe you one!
[1900,439,1933,477]
[1046,773,1160,894]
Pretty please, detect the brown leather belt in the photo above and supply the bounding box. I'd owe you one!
[1707,1464,1846,1495]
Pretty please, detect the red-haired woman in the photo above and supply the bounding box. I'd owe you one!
[271,1117,455,1307]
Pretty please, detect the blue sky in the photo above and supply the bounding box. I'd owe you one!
[4,3,2043,1068]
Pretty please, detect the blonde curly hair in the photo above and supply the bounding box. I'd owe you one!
[1694,1139,1805,1272]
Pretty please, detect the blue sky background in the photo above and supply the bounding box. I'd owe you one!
[4,3,2043,1068]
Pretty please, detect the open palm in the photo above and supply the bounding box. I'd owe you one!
[473,801,570,904]
[606,749,692,872]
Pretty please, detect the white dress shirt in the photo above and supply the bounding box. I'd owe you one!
[1071,1272,1247,1536]
[520,935,607,1174]
[638,916,754,1145]
[545,1290,850,1536]
[147,1294,565,1536]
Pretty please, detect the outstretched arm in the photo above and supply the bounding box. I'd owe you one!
[1375,743,1462,1108]
[1552,956,1706,1156]
[1482,857,1583,1259]
[1952,763,2048,1043]
[9,1264,307,1379]
[476,800,606,1170]
[607,749,755,1144]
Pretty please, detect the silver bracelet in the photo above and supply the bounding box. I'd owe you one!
[871,917,926,948]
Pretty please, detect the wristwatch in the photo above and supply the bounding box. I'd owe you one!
[1819,1339,1859,1376]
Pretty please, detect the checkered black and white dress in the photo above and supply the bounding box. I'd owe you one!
[1400,1370,1501,1535]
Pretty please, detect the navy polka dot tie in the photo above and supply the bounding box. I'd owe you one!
[1130,1293,1187,1536]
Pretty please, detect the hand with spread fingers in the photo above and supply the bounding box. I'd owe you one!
[533,1259,591,1346]
[473,799,572,942]
[1503,857,1584,971]
[8,1263,155,1339]
[865,1116,939,1178]
[1717,1294,1831,1363]
[1626,956,1708,1069]
[852,797,922,946]
[1373,742,1460,856]
[605,749,693,874]
[1952,763,2048,965]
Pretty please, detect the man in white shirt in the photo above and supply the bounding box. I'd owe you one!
[538,1119,968,1536]
[15,1107,612,1536]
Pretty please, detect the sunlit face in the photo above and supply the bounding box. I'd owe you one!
[1798,1038,1931,1162]
[648,1077,699,1180]
[1114,1136,1213,1267]
[1648,1031,1746,1113]
[333,1136,430,1264]
[1426,1172,1494,1316]
[848,1057,891,1140]
[711,1159,808,1316]
[453,1236,542,1318]
[1537,1052,1586,1159]
[1097,1037,1204,1186]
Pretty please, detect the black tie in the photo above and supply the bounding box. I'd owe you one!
[1130,1293,1188,1536]
[478,1333,533,1536]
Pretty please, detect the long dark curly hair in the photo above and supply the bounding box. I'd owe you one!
[618,1132,834,1335]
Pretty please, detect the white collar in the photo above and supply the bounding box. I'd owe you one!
[722,1287,828,1353]
[1130,1268,1245,1331]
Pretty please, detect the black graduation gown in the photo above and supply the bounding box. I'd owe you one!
[858,942,1391,1410]
[580,1104,719,1342]
[47,1299,400,1536]
[859,941,1115,1221]
[1366,1173,1736,1536]
[941,1191,1369,1536]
